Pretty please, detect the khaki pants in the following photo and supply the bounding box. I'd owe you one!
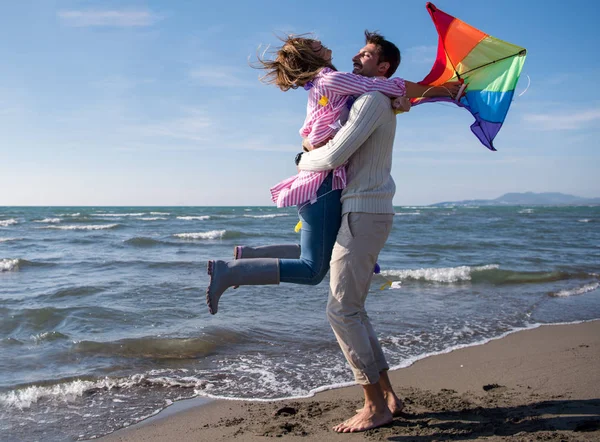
[327,212,394,385]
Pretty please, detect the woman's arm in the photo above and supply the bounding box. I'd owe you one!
[298,92,389,172]
[320,71,406,98]
[404,80,463,99]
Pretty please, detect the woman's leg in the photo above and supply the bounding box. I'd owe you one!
[233,244,301,260]
[206,173,341,315]
[278,173,342,285]
[206,258,280,314]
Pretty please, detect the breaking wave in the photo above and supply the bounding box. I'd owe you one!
[92,213,144,217]
[550,282,599,297]
[177,216,210,221]
[381,265,599,285]
[382,264,499,283]
[0,237,22,243]
[0,219,18,227]
[1,258,20,272]
[44,224,119,231]
[243,214,289,219]
[0,373,207,411]
[174,230,228,240]
[34,218,61,223]
[0,259,54,272]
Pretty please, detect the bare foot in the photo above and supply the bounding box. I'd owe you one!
[356,397,404,417]
[333,407,392,433]
[386,396,404,417]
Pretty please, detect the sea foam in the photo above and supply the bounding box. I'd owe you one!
[550,282,599,297]
[0,219,17,227]
[174,230,226,240]
[0,373,207,410]
[243,214,289,219]
[177,216,210,221]
[93,213,144,217]
[34,218,61,223]
[383,264,499,283]
[1,258,20,272]
[45,224,119,231]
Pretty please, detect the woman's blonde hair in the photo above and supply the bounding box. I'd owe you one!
[253,34,334,91]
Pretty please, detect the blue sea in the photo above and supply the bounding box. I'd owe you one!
[1,205,599,441]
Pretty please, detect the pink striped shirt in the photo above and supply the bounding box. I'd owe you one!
[270,68,406,208]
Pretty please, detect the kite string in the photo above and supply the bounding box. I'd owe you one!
[517,74,531,97]
[421,86,452,99]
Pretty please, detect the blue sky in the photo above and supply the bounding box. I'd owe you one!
[1,0,598,206]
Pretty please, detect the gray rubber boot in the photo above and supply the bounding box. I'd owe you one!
[234,244,301,260]
[206,258,280,315]
[231,245,300,290]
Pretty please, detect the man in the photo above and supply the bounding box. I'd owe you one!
[297,31,461,433]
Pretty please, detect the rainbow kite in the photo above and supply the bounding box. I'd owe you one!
[412,3,527,151]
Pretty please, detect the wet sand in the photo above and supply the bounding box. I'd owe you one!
[101,320,600,441]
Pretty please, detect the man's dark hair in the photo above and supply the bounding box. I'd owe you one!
[364,30,401,78]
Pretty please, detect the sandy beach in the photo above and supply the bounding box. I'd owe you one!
[101,320,600,441]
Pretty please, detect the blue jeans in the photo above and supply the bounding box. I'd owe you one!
[279,173,342,285]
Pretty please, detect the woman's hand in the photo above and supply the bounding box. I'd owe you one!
[392,97,411,113]
[302,138,315,152]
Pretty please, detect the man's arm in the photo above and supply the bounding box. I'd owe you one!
[298,92,390,172]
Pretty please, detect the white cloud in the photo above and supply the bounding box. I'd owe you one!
[132,110,215,142]
[57,10,161,27]
[189,67,255,88]
[523,108,600,130]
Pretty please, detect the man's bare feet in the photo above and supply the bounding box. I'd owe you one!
[333,407,392,433]
[385,394,404,416]
[356,396,404,416]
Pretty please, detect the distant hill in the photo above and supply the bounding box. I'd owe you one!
[430,192,600,207]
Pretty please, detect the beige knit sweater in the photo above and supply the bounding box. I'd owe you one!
[297,91,396,215]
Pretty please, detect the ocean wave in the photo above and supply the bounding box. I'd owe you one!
[34,218,61,223]
[74,336,220,359]
[1,337,24,347]
[139,217,167,221]
[578,219,592,223]
[0,237,23,243]
[395,211,421,216]
[174,230,227,240]
[550,282,600,297]
[0,372,207,411]
[150,212,170,215]
[1,258,20,272]
[44,224,119,231]
[243,214,289,219]
[49,285,106,299]
[31,331,70,344]
[0,219,18,227]
[177,216,210,221]
[383,264,499,283]
[0,259,54,271]
[124,237,165,247]
[0,380,98,410]
[518,209,535,214]
[93,213,145,217]
[58,213,81,217]
[383,265,598,285]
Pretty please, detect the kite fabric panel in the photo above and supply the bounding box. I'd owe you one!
[411,2,527,151]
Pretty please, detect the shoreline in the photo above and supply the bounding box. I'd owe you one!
[101,319,600,441]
